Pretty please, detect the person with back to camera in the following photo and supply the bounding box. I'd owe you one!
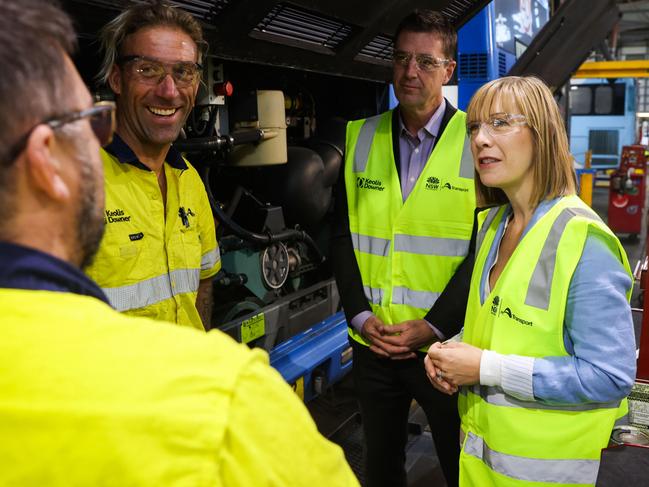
[0,0,360,484]
[425,75,636,487]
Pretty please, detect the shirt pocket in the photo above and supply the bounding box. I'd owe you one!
[179,225,202,271]
[95,230,153,285]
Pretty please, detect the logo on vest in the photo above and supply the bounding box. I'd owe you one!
[356,177,385,191]
[490,296,501,315]
[104,208,131,224]
[490,296,533,326]
[426,176,469,193]
[426,176,440,190]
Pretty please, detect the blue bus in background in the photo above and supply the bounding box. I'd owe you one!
[569,79,637,169]
[457,0,550,110]
[389,0,550,111]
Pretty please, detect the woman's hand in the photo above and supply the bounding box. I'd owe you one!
[424,343,458,394]
[426,342,483,387]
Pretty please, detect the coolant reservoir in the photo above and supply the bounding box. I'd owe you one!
[229,90,288,166]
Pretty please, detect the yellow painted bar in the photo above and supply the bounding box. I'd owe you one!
[579,172,593,207]
[574,60,649,79]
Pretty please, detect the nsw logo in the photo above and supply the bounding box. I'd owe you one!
[425,176,468,193]
[490,296,501,316]
[426,176,440,190]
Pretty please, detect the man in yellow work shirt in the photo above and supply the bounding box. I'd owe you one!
[0,1,359,484]
[85,1,219,330]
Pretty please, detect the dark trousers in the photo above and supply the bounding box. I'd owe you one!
[351,339,460,487]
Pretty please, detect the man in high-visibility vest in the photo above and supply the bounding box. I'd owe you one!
[85,1,220,331]
[331,9,476,487]
[0,1,359,484]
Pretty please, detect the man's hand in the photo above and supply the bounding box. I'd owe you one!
[361,316,412,358]
[377,319,436,359]
[424,343,458,395]
[426,341,482,387]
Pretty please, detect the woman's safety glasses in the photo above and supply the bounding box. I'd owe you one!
[466,113,528,139]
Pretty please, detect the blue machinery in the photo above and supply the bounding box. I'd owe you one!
[270,312,352,402]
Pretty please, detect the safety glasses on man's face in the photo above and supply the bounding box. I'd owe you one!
[392,50,451,72]
[3,101,116,165]
[46,101,116,147]
[117,55,202,88]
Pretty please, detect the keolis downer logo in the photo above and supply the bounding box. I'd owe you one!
[356,177,385,191]
[104,208,131,223]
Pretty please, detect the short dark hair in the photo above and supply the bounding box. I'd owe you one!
[0,0,77,165]
[394,10,457,59]
[97,0,207,85]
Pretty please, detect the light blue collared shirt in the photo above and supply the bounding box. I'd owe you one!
[398,99,446,201]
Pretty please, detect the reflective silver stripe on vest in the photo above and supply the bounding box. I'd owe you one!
[351,232,391,257]
[394,234,470,257]
[353,114,383,172]
[103,268,201,312]
[392,286,440,309]
[459,135,474,179]
[364,286,384,305]
[201,247,221,271]
[464,431,600,485]
[525,207,601,310]
[476,207,501,255]
[466,385,620,411]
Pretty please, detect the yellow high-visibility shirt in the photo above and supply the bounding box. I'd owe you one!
[85,137,220,330]
[0,289,359,487]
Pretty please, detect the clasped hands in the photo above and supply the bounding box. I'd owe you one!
[424,341,482,395]
[361,316,435,360]
[360,316,484,395]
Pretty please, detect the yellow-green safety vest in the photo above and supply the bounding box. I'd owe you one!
[459,195,632,486]
[344,109,475,348]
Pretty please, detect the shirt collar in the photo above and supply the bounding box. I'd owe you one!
[103,133,187,171]
[398,98,447,140]
[0,241,109,304]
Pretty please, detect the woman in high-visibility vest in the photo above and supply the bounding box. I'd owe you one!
[425,76,636,487]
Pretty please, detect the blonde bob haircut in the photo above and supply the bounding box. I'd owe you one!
[466,76,576,208]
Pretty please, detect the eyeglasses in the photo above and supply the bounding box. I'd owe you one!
[466,113,528,138]
[48,101,116,146]
[3,101,116,164]
[392,50,451,72]
[118,55,202,88]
